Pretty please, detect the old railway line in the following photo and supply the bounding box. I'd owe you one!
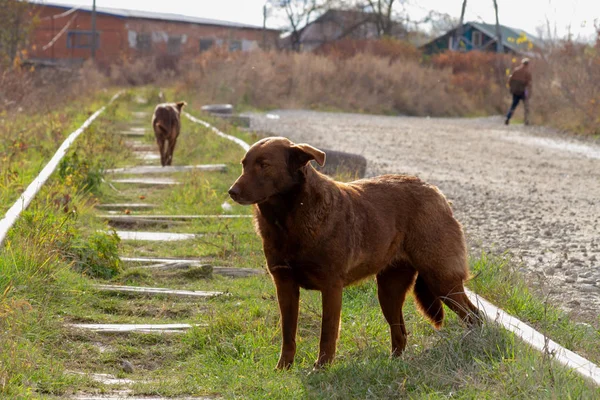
[1,93,599,398]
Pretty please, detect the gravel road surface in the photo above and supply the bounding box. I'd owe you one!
[249,110,600,320]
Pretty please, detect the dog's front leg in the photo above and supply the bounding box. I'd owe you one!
[270,265,300,370]
[315,285,343,368]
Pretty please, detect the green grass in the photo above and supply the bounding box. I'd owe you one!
[468,252,600,365]
[1,87,599,398]
[0,90,130,215]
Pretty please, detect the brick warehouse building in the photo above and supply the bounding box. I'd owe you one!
[28,2,281,67]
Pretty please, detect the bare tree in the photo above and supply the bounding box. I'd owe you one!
[424,11,458,37]
[269,0,326,51]
[364,0,403,37]
[0,0,36,66]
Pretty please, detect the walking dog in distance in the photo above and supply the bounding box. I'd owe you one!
[228,137,481,369]
[151,101,186,166]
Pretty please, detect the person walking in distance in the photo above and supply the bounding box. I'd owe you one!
[505,58,532,125]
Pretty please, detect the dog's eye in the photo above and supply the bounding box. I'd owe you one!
[259,162,269,169]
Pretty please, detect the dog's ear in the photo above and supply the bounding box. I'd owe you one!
[176,101,187,112]
[289,143,326,169]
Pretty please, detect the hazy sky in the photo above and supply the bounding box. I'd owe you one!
[43,0,599,40]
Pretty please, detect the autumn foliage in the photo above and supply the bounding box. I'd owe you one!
[1,35,598,135]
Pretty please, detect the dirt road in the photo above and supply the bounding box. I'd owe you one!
[249,110,600,320]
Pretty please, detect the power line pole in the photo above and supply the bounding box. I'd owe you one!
[91,0,97,60]
[492,0,503,53]
[262,3,267,50]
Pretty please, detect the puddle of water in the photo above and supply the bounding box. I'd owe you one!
[502,134,600,160]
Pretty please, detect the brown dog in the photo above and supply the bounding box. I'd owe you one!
[228,137,480,369]
[151,101,186,166]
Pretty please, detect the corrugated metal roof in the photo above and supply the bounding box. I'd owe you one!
[469,22,543,52]
[40,1,279,31]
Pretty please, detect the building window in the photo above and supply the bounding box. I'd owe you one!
[136,33,152,52]
[472,31,483,48]
[448,36,453,50]
[229,40,242,52]
[168,36,182,55]
[67,31,100,49]
[199,38,214,52]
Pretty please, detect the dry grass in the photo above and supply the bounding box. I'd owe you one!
[533,40,600,134]
[177,48,475,117]
[2,36,598,135]
[0,60,108,115]
[175,38,599,135]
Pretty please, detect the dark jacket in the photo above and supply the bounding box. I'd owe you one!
[508,65,532,96]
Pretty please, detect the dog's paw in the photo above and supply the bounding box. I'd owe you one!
[276,348,296,370]
[276,358,293,370]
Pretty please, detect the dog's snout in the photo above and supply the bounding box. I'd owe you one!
[228,185,241,200]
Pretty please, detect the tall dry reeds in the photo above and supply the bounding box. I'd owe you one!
[180,38,598,135]
[2,35,598,135]
[0,60,108,114]
[532,39,600,134]
[178,48,476,117]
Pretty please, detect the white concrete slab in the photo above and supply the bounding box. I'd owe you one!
[132,111,150,119]
[119,130,146,137]
[134,151,160,161]
[98,214,252,221]
[466,289,600,386]
[122,256,207,263]
[69,371,135,385]
[96,203,156,210]
[93,284,222,298]
[121,257,214,265]
[68,323,200,333]
[127,260,263,277]
[106,164,227,174]
[125,141,155,151]
[114,231,198,241]
[213,266,264,277]
[72,394,209,400]
[137,261,195,270]
[110,178,180,186]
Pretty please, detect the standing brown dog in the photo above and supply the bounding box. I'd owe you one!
[228,137,480,369]
[151,101,186,166]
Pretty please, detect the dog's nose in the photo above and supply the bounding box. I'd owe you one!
[228,186,240,200]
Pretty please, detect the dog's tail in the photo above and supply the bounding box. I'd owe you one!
[413,274,444,329]
[175,101,187,113]
[154,121,170,136]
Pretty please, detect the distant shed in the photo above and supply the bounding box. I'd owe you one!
[28,2,280,67]
[421,21,543,56]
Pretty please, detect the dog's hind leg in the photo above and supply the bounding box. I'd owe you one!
[438,280,481,326]
[376,261,417,356]
[166,135,177,166]
[156,137,166,167]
